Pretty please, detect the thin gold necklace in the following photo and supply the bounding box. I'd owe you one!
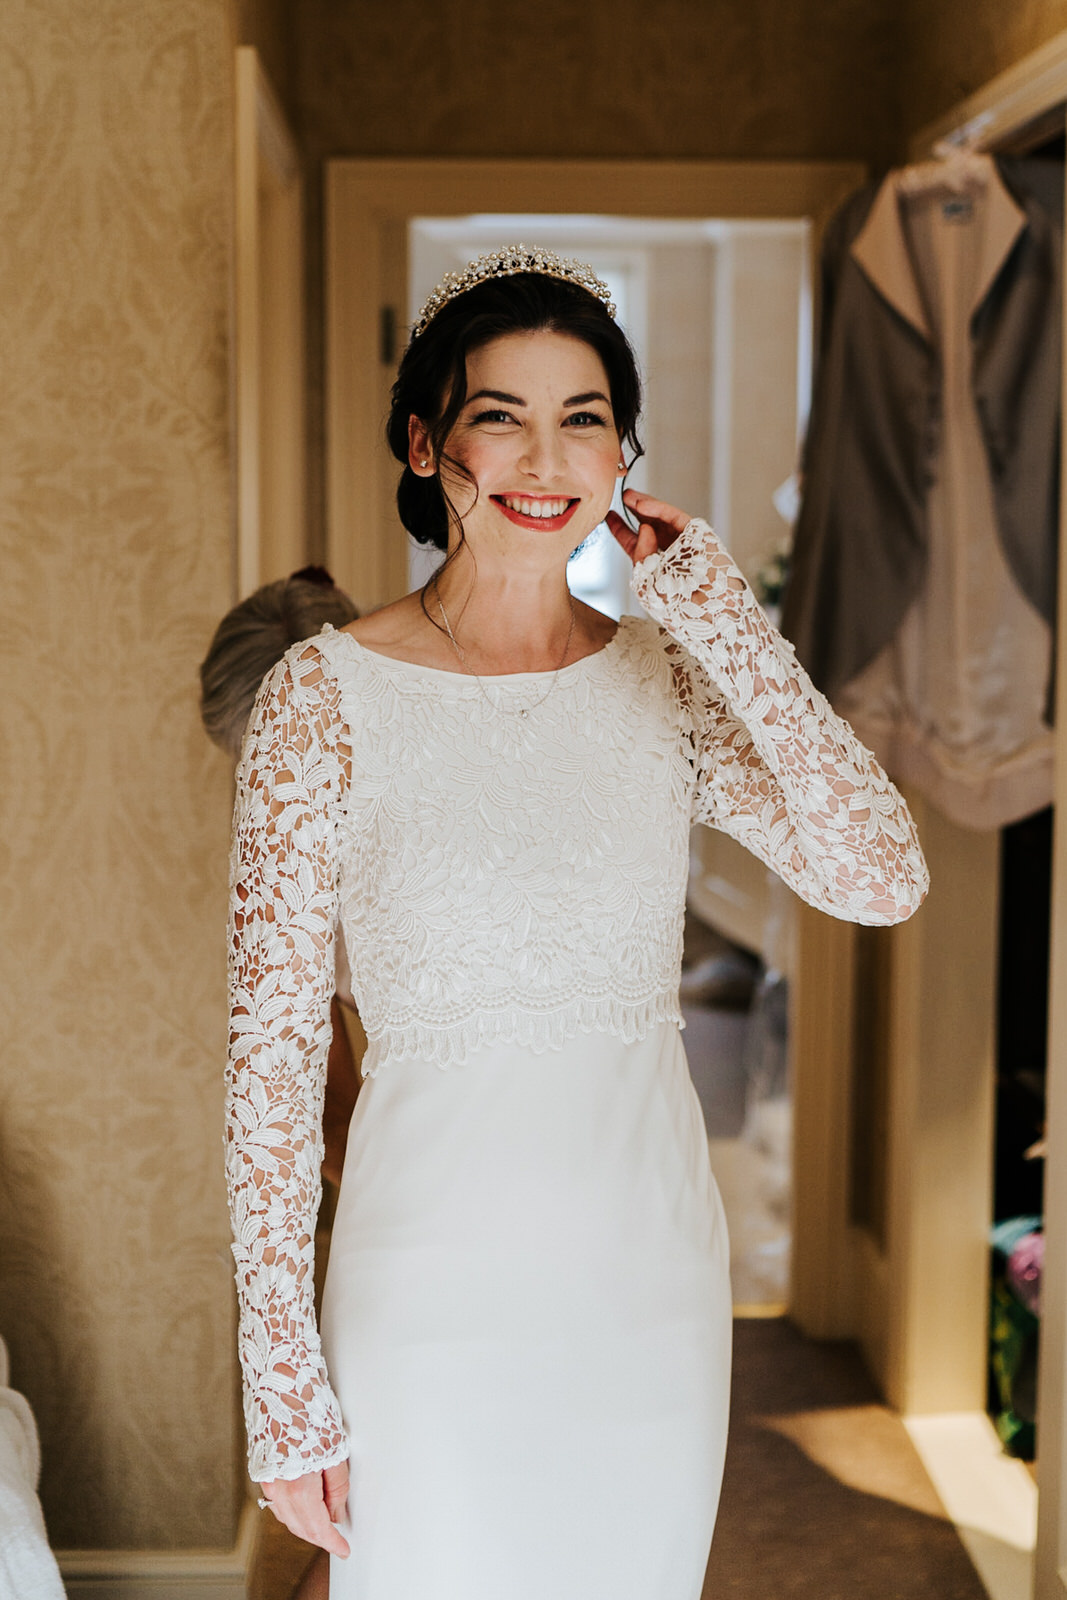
[434,583,577,719]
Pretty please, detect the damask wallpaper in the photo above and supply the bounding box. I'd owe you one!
[2,0,1060,1569]
[0,0,243,1554]
[901,0,1067,137]
[292,0,902,169]
[289,0,906,558]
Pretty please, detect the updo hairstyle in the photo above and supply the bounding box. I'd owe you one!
[387,272,644,552]
[199,566,358,759]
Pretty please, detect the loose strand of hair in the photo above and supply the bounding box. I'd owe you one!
[418,458,475,632]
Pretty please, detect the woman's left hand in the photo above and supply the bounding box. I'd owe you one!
[606,489,692,567]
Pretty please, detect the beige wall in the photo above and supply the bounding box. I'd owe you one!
[901,0,1067,139]
[291,0,900,553]
[293,0,901,168]
[5,0,1054,1566]
[0,0,244,1554]
[713,229,805,581]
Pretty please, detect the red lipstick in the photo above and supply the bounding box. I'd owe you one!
[490,495,580,532]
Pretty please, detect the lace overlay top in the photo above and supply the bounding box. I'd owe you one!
[226,518,928,1480]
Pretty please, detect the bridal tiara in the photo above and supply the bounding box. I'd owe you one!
[409,244,617,342]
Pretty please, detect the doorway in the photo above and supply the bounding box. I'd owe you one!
[325,156,865,1326]
[406,209,810,1310]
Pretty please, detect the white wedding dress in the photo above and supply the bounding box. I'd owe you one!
[226,520,928,1600]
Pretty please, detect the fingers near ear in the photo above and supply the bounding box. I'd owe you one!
[605,510,660,566]
[604,510,637,560]
[635,524,659,565]
[622,489,690,536]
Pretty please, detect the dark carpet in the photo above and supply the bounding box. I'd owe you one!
[253,1317,989,1599]
[703,1319,988,1599]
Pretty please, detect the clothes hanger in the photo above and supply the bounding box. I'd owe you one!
[897,114,996,195]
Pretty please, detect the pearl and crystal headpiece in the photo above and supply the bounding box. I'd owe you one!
[409,244,617,342]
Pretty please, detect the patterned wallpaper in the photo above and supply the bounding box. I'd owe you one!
[289,0,903,557]
[292,0,902,169]
[1,0,1056,1562]
[901,0,1067,138]
[0,0,243,1552]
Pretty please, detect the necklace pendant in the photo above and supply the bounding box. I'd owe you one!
[435,582,576,723]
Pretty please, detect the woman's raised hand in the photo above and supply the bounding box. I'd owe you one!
[260,1461,351,1558]
[606,489,692,566]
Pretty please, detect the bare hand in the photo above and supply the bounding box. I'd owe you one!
[606,489,692,566]
[260,1462,351,1558]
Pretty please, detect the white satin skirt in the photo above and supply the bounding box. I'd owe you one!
[320,1021,732,1600]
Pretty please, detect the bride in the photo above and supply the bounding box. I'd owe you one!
[226,245,928,1600]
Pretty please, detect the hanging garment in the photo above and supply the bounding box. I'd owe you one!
[782,155,1062,830]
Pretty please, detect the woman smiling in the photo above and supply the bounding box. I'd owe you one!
[225,246,928,1600]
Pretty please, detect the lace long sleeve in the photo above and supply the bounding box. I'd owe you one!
[226,642,351,1481]
[632,519,929,926]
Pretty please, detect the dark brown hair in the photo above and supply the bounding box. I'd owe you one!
[386,271,644,552]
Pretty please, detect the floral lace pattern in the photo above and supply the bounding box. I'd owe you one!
[633,520,931,925]
[318,619,696,1072]
[225,516,928,1480]
[226,654,351,1481]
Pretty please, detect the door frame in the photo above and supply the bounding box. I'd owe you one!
[325,158,862,608]
[325,155,865,1329]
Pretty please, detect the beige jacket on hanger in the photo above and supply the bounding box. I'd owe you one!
[788,154,1059,831]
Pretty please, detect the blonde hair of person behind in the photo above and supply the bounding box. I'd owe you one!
[199,566,358,760]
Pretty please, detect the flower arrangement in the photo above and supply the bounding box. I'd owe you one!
[753,544,792,625]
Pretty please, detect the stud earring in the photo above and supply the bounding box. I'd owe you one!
[618,461,626,471]
[420,459,428,468]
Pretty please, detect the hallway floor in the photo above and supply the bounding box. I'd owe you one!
[249,1317,989,1599]
[681,920,791,1310]
[703,1318,989,1599]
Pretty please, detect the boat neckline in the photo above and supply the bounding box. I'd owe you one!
[322,615,630,685]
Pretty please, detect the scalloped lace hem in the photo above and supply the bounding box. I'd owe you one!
[361,993,685,1074]
[249,1438,351,1484]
